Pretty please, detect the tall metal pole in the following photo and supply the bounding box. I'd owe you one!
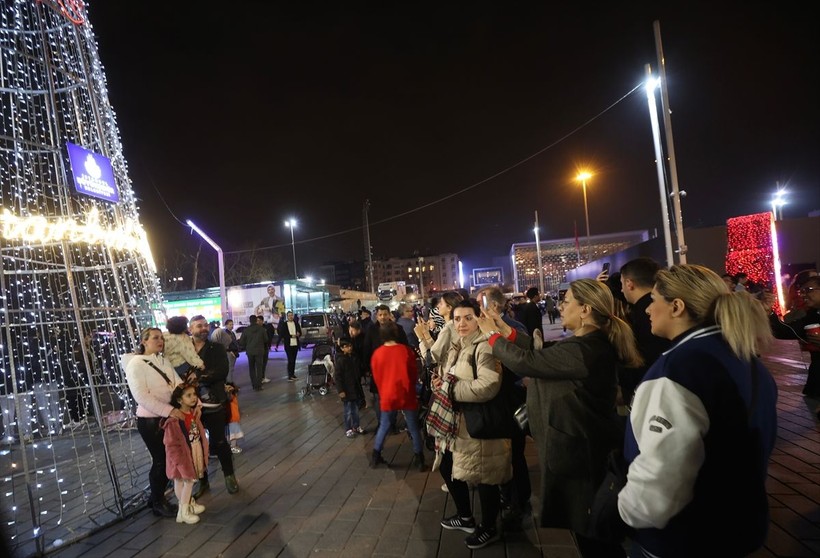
[363,200,375,292]
[582,180,591,262]
[418,256,425,302]
[290,227,297,279]
[645,64,674,267]
[187,220,227,320]
[534,211,545,295]
[654,20,687,264]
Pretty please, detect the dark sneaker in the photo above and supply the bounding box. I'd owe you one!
[440,515,476,533]
[465,524,499,549]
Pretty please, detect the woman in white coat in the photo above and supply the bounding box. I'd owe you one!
[124,327,184,518]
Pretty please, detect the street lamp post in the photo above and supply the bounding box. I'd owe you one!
[772,183,787,221]
[576,171,592,263]
[418,256,425,302]
[186,220,226,321]
[284,218,297,280]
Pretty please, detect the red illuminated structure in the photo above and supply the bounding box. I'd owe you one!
[725,212,785,314]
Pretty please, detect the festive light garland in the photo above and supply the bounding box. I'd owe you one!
[1,1,164,555]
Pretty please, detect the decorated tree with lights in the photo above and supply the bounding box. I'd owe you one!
[1,1,165,554]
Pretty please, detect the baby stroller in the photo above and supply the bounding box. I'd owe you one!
[303,342,335,396]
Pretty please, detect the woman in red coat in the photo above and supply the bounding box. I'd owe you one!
[162,384,209,524]
[370,322,425,471]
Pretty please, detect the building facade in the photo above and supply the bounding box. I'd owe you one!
[511,230,649,295]
[370,253,460,294]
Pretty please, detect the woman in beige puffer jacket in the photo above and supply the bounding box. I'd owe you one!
[436,299,512,549]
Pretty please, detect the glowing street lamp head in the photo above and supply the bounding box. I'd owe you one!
[576,171,592,182]
[284,218,297,228]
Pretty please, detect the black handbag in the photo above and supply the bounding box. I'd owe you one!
[459,346,519,439]
[588,448,633,544]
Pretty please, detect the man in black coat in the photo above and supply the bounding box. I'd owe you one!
[519,287,544,344]
[362,305,409,432]
[618,257,671,407]
[239,315,268,391]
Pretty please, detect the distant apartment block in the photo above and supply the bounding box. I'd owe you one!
[370,253,460,293]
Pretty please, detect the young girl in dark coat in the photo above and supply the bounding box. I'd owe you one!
[162,383,209,524]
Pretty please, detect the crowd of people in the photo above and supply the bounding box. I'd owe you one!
[121,261,819,556]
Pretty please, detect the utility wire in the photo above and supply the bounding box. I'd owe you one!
[168,83,644,255]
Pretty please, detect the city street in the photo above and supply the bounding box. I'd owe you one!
[44,321,820,558]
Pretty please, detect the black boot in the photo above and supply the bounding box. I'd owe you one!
[192,478,210,499]
[370,450,387,468]
[151,499,178,518]
[412,452,425,472]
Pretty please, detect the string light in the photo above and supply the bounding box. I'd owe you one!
[725,212,779,312]
[1,1,165,555]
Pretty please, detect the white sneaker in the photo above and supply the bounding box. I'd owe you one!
[231,446,243,454]
[261,378,271,384]
[441,483,449,493]
[345,429,355,438]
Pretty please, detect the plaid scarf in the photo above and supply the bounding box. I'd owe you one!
[425,372,458,471]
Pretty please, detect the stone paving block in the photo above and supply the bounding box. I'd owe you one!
[312,519,357,551]
[403,537,440,557]
[354,508,389,536]
[373,533,408,555]
[344,533,378,554]
[279,530,321,557]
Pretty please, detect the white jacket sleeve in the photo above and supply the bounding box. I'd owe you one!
[618,377,709,529]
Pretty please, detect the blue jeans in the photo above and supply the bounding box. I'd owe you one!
[374,409,423,454]
[343,400,360,431]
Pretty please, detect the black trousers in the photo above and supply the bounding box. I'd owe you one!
[501,426,531,510]
[439,450,501,528]
[284,344,299,377]
[201,406,233,478]
[136,417,168,504]
[247,353,264,389]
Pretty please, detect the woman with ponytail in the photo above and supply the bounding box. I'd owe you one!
[618,264,777,558]
[478,278,641,557]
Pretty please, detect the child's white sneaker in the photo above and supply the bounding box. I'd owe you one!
[355,426,365,434]
[345,429,355,438]
[231,446,242,454]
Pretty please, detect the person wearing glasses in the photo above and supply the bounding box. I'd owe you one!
[771,275,820,398]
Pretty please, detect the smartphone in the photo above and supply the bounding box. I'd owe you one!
[482,294,488,309]
[601,262,611,275]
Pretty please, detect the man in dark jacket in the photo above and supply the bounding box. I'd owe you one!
[519,287,544,343]
[239,315,268,391]
[190,315,239,496]
[618,258,671,407]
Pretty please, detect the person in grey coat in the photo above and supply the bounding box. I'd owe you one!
[238,315,268,391]
[477,279,642,558]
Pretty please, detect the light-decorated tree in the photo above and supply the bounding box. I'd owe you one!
[1,1,164,554]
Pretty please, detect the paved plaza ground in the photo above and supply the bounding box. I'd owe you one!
[39,321,820,558]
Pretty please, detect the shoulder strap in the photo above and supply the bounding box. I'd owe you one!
[470,344,478,379]
[143,359,173,386]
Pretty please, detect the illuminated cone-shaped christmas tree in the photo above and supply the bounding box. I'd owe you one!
[1,2,164,554]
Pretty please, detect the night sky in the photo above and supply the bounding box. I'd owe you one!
[87,2,819,280]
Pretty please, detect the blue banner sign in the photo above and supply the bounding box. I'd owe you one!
[66,142,119,203]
